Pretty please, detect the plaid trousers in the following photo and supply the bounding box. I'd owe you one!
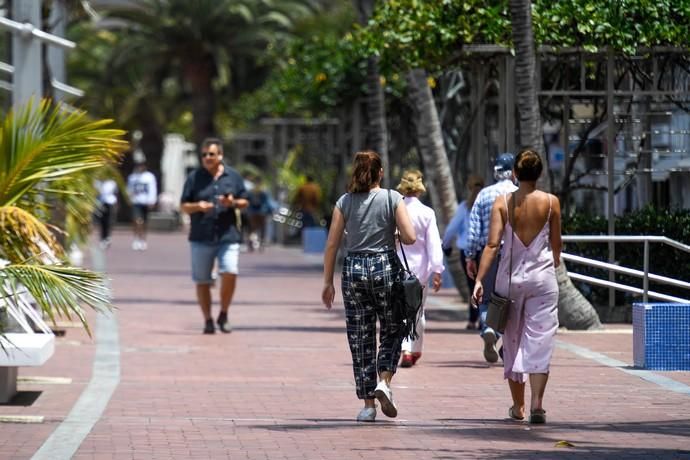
[341,251,403,399]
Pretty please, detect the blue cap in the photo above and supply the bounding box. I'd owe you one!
[494,153,514,172]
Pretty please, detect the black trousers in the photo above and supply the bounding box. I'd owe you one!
[99,204,113,241]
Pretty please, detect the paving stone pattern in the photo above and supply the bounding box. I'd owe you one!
[1,230,689,459]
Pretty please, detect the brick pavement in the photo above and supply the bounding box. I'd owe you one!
[1,229,689,459]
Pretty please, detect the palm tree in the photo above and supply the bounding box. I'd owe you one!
[405,70,457,228]
[509,0,601,329]
[0,100,128,334]
[355,0,389,186]
[405,69,470,298]
[103,0,321,147]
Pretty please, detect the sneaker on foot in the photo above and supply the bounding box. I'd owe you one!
[356,407,376,422]
[203,319,215,334]
[483,329,499,363]
[374,381,397,418]
[217,312,232,333]
[139,240,147,250]
[131,240,140,251]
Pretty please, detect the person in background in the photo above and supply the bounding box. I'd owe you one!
[465,153,517,363]
[442,175,485,329]
[472,149,561,424]
[127,152,158,251]
[294,175,322,228]
[180,138,249,334]
[246,176,273,251]
[94,177,118,249]
[322,151,416,423]
[395,170,444,368]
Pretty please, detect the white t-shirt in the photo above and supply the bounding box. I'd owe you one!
[95,179,118,205]
[127,170,157,206]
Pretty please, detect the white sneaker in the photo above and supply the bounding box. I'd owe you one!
[132,240,140,251]
[374,381,397,418]
[356,407,376,422]
[483,329,499,363]
[139,240,147,251]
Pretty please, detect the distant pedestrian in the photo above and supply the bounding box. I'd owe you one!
[246,176,274,251]
[126,152,157,251]
[465,153,517,363]
[441,174,485,329]
[395,170,444,368]
[472,149,561,424]
[294,175,322,228]
[94,178,118,249]
[322,150,416,422]
[180,138,249,334]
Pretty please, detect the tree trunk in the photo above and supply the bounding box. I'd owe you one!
[355,0,389,186]
[406,68,468,299]
[184,59,217,148]
[134,99,165,191]
[509,0,545,158]
[557,263,602,330]
[365,56,390,186]
[510,0,600,329]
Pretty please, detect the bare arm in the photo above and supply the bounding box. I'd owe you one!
[180,201,214,214]
[322,206,345,309]
[395,200,416,245]
[549,194,562,268]
[472,197,506,304]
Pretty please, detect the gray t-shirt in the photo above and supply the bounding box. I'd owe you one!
[335,189,403,253]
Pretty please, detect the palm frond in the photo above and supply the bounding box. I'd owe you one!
[0,206,63,264]
[0,264,111,336]
[0,99,128,206]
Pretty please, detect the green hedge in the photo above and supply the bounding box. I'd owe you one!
[563,207,690,314]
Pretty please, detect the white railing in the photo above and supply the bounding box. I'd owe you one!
[562,235,690,304]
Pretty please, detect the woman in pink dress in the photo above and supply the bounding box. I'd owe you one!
[471,149,562,424]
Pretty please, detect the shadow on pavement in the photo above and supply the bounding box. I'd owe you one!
[245,417,690,459]
[432,360,493,369]
[0,391,42,406]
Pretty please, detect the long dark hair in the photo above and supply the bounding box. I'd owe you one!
[348,150,382,193]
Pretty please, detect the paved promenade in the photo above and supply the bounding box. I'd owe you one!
[1,229,689,459]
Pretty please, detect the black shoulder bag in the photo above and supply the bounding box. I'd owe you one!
[485,192,515,334]
[388,190,424,340]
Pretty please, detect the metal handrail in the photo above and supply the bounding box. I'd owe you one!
[562,235,690,303]
[0,16,75,49]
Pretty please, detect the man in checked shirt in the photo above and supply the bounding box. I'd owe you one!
[465,153,517,363]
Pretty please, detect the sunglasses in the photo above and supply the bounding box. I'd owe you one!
[201,152,218,158]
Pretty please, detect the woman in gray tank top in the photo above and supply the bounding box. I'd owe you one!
[322,151,416,422]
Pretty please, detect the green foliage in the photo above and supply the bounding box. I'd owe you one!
[231,33,367,120]
[242,0,690,124]
[357,0,511,72]
[533,0,690,54]
[563,207,690,307]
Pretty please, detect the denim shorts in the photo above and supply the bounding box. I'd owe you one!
[190,241,240,284]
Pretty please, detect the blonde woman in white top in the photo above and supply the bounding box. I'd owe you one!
[396,170,445,367]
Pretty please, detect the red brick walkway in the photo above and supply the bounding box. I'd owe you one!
[1,229,689,459]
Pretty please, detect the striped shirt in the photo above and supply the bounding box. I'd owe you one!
[464,179,517,259]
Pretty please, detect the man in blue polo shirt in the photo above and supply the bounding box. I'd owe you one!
[181,138,249,334]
